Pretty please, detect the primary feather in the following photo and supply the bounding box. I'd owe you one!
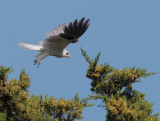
[18,17,90,66]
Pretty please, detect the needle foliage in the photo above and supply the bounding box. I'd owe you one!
[0,65,93,121]
[81,48,159,121]
[0,49,159,121]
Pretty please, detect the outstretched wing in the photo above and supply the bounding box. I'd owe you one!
[43,17,90,50]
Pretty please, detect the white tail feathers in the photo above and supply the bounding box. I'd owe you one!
[18,43,42,51]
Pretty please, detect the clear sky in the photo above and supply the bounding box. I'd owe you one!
[0,0,160,120]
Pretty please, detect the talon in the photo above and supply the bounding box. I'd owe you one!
[34,60,38,65]
[37,62,40,67]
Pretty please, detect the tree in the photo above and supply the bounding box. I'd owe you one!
[0,65,93,121]
[81,48,159,121]
[0,48,159,121]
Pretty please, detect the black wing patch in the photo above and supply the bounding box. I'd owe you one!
[60,17,90,43]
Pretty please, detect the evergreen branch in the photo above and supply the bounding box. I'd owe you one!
[20,68,26,75]
[0,65,13,82]
[6,101,18,121]
[93,52,101,68]
[86,103,95,107]
[94,52,101,65]
[72,93,80,102]
[6,100,22,121]
[80,48,92,64]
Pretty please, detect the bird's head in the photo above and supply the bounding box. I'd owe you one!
[63,50,70,58]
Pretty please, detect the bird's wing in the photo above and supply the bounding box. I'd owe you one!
[43,17,90,50]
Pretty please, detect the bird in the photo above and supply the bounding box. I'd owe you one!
[18,17,90,66]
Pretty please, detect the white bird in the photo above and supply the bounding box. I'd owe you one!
[18,17,90,66]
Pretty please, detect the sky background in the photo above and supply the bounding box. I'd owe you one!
[0,0,160,120]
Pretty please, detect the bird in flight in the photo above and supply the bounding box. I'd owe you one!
[18,17,90,66]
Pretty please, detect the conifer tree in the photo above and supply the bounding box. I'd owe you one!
[81,48,159,121]
[0,48,159,121]
[0,65,93,121]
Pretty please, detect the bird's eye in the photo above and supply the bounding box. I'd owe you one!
[66,52,69,55]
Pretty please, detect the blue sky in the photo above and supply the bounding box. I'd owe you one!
[0,0,160,120]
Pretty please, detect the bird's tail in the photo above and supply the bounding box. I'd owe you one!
[18,43,42,51]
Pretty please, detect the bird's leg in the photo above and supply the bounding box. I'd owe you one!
[34,60,38,65]
[34,60,40,67]
[37,61,40,67]
[34,53,41,65]
[34,53,49,67]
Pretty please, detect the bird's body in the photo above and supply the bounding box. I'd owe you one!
[18,17,90,66]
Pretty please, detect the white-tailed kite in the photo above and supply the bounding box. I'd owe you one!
[18,17,90,66]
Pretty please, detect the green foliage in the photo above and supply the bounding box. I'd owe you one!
[81,48,159,121]
[0,66,92,121]
[0,112,6,121]
[0,48,159,121]
[0,65,13,82]
[81,47,93,64]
